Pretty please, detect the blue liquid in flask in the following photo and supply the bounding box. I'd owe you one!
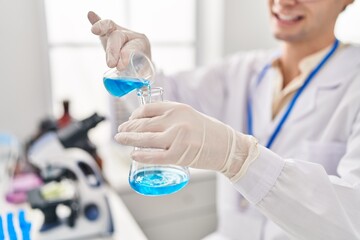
[129,166,189,196]
[103,77,149,97]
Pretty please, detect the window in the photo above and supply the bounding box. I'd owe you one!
[44,0,196,145]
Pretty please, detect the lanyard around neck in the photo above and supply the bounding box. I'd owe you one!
[247,39,340,149]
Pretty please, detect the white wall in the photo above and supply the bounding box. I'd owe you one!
[196,0,224,66]
[223,0,279,55]
[196,0,278,66]
[0,0,52,143]
[196,0,278,65]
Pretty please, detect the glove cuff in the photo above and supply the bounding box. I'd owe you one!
[220,128,259,182]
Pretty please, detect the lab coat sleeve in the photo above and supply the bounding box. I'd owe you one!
[233,109,360,239]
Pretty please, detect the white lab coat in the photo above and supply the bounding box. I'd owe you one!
[156,44,360,240]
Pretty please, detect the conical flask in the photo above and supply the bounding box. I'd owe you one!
[128,87,190,196]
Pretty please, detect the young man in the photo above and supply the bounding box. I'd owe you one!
[89,0,360,238]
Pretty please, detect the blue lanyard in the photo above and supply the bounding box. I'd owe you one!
[247,39,339,149]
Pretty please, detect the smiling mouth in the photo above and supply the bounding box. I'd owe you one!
[274,13,304,24]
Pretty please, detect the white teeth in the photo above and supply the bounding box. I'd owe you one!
[278,14,299,21]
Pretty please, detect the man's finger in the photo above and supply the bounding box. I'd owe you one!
[91,19,118,36]
[129,102,178,120]
[115,132,170,150]
[106,30,128,67]
[87,11,101,25]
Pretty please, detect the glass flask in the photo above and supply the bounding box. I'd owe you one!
[128,87,190,196]
[103,51,155,97]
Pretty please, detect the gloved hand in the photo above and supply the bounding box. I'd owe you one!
[115,102,259,181]
[87,11,151,70]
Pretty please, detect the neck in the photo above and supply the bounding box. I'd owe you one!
[279,36,336,87]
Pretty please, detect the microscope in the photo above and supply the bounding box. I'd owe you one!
[27,113,114,240]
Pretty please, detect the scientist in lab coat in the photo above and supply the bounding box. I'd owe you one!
[88,0,360,238]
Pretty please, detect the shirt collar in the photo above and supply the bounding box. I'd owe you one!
[271,42,346,75]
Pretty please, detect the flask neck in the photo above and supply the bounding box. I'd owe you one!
[137,86,164,105]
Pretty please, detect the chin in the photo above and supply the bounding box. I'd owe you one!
[272,31,304,43]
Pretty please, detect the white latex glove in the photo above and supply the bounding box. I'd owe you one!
[115,102,259,181]
[87,11,151,70]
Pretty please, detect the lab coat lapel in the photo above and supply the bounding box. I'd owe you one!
[252,68,276,143]
[285,45,360,123]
